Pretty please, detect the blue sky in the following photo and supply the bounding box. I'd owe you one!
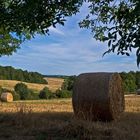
[0,4,139,75]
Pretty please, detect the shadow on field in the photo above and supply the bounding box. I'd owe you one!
[0,111,139,140]
[0,112,73,140]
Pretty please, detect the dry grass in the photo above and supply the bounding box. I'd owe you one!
[0,99,72,113]
[0,77,64,92]
[44,77,64,91]
[125,95,140,112]
[0,95,139,140]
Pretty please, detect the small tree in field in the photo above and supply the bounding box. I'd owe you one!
[55,89,72,98]
[14,83,29,100]
[39,87,53,99]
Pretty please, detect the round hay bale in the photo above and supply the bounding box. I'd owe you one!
[1,92,13,102]
[72,72,125,121]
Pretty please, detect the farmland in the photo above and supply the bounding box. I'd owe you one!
[0,77,64,92]
[0,95,139,140]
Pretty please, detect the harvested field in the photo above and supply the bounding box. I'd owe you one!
[0,99,72,113]
[44,77,64,91]
[0,77,64,92]
[0,95,139,140]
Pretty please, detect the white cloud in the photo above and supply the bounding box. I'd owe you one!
[0,3,139,75]
[49,26,65,35]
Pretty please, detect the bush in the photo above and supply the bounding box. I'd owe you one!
[11,91,20,101]
[0,88,11,93]
[39,87,53,99]
[0,86,2,96]
[56,89,72,98]
[14,83,29,100]
[62,76,76,91]
[27,90,40,100]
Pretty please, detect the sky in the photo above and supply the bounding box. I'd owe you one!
[0,4,139,75]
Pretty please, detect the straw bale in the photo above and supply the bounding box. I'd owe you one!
[1,92,13,102]
[72,73,124,121]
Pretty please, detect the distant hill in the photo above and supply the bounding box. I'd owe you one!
[0,66,47,84]
[44,75,75,79]
[0,77,64,92]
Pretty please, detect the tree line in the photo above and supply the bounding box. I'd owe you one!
[63,73,139,94]
[120,71,140,93]
[0,72,138,101]
[0,64,139,94]
[0,66,47,84]
[38,71,140,94]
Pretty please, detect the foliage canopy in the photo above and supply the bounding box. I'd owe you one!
[0,0,82,55]
[0,65,47,84]
[80,0,140,65]
[39,87,53,99]
[0,0,140,64]
[14,83,29,100]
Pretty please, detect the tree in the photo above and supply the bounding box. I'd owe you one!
[39,87,53,99]
[120,72,137,92]
[62,76,76,91]
[0,28,21,56]
[1,0,140,65]
[14,83,29,100]
[136,71,140,88]
[80,0,140,65]
[0,0,82,56]
[0,65,47,84]
[55,89,72,98]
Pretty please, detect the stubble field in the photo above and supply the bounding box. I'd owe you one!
[0,95,139,140]
[0,77,64,92]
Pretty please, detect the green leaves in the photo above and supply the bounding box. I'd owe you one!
[80,0,140,66]
[0,0,83,56]
[0,28,21,56]
[1,0,140,66]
